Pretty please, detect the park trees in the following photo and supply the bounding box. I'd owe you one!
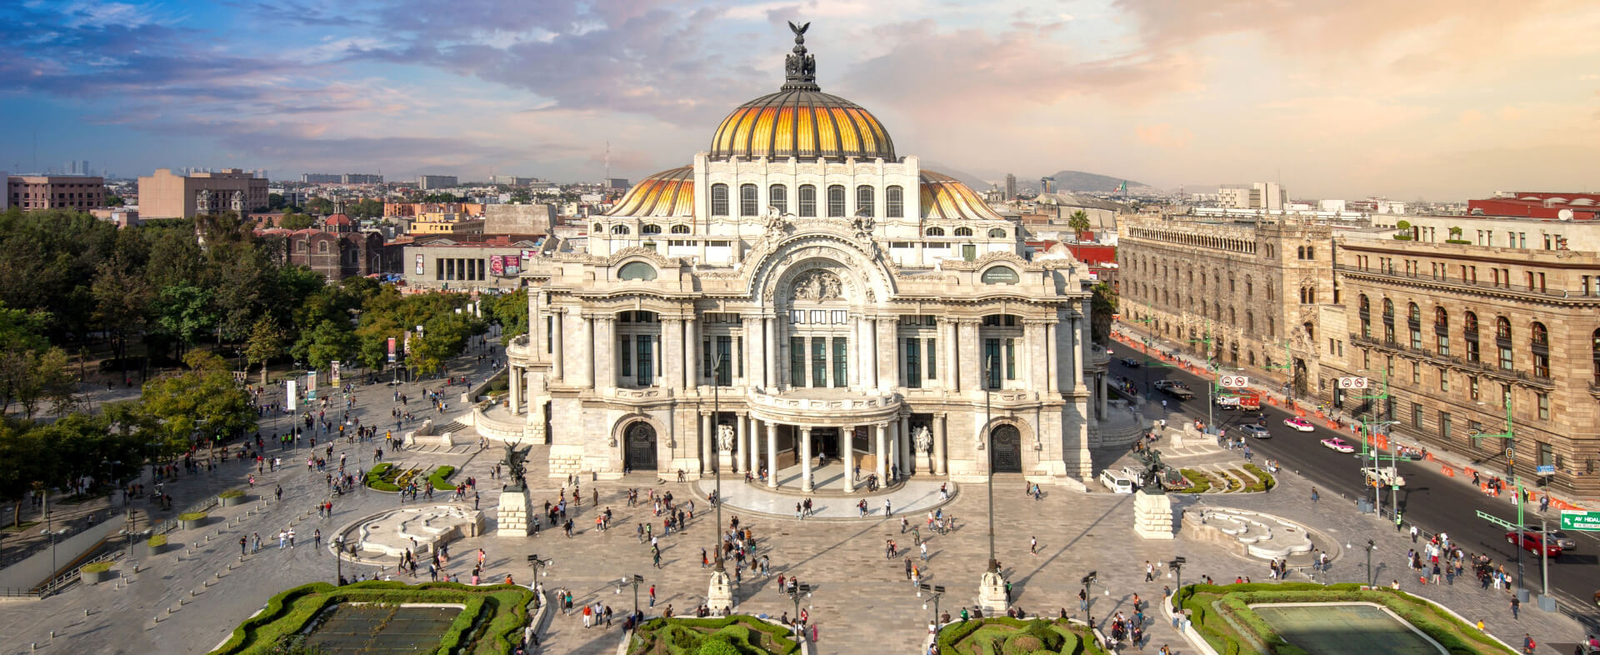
[486,289,527,344]
[138,351,256,457]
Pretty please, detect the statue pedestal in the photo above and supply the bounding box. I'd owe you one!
[977,570,1008,614]
[706,568,734,616]
[496,487,532,537]
[1133,490,1175,540]
[915,452,933,476]
[718,452,734,474]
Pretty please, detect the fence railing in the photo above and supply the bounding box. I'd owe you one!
[151,493,221,536]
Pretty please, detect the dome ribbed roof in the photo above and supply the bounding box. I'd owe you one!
[920,171,1003,221]
[605,166,694,217]
[709,91,895,161]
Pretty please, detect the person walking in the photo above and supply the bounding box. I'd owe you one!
[1145,561,1155,582]
[1311,488,1319,505]
[1030,536,1039,555]
[1510,596,1520,620]
[648,585,656,607]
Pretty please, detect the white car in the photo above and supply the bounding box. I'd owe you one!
[1284,417,1315,432]
[1321,437,1357,453]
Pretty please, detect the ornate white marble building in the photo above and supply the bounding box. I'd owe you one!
[497,27,1107,488]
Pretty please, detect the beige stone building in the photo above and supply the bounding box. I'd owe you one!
[7,175,105,211]
[491,31,1112,487]
[1116,217,1334,398]
[1323,233,1600,495]
[137,168,269,219]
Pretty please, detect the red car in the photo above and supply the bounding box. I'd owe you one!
[1506,531,1563,558]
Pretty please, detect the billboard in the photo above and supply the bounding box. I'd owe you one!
[415,253,425,275]
[306,371,317,400]
[403,331,411,354]
[489,255,505,276]
[387,337,396,363]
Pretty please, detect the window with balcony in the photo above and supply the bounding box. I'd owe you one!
[1382,299,1395,343]
[1434,307,1449,356]
[1592,328,1600,386]
[1464,311,1480,363]
[1496,317,1513,371]
[1408,303,1422,349]
[1531,321,1549,378]
[1358,295,1371,338]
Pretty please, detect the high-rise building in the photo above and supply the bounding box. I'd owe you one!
[1218,182,1286,211]
[342,173,383,184]
[138,168,269,219]
[418,175,459,190]
[7,174,107,211]
[1040,177,1055,195]
[302,173,341,184]
[492,175,540,186]
[1005,173,1018,201]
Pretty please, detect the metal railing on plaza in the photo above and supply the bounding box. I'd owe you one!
[151,493,221,536]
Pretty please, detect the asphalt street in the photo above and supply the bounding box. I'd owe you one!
[1108,354,1600,625]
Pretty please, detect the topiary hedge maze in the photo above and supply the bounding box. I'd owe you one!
[627,615,801,655]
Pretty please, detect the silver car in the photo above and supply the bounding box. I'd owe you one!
[1520,527,1577,550]
[1240,424,1271,439]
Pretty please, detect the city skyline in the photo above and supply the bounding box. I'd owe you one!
[1,0,1596,200]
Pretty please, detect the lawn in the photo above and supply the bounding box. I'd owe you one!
[936,617,1108,655]
[627,615,801,655]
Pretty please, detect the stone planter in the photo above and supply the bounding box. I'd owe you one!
[180,518,204,530]
[220,494,248,507]
[81,565,113,585]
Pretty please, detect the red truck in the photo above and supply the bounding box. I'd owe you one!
[1215,390,1261,412]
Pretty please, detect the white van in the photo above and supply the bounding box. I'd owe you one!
[1100,470,1135,494]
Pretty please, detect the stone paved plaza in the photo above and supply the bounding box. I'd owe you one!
[0,352,1590,654]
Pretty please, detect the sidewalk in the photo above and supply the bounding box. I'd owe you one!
[1110,323,1595,513]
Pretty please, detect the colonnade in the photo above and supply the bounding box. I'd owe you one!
[694,412,950,492]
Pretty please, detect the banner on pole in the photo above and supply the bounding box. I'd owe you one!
[388,337,397,363]
[330,361,341,387]
[287,380,297,412]
[307,371,318,400]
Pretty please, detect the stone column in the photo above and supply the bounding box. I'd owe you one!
[663,318,683,390]
[841,426,855,493]
[580,314,595,388]
[687,317,700,389]
[596,316,616,389]
[933,413,948,475]
[508,365,522,414]
[800,427,813,492]
[1098,373,1109,418]
[957,319,979,393]
[898,415,910,477]
[1072,315,1087,390]
[764,317,778,389]
[766,422,779,488]
[1045,320,1058,394]
[944,319,959,392]
[701,412,713,475]
[747,415,760,475]
[877,317,898,390]
[747,318,764,390]
[734,413,747,474]
[864,318,879,388]
[875,423,888,482]
[551,309,564,381]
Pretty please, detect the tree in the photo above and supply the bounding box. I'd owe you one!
[488,289,528,345]
[138,351,256,456]
[280,212,314,230]
[293,320,357,370]
[152,284,216,361]
[348,199,384,220]
[268,193,287,211]
[91,250,153,380]
[1068,210,1092,241]
[0,347,77,419]
[305,198,335,216]
[106,195,126,207]
[0,423,54,527]
[1090,282,1117,347]
[244,317,287,386]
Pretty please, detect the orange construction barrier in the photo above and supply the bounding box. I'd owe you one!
[1424,453,1434,462]
[1442,465,1455,477]
[1464,467,1477,479]
[1268,396,1279,406]
[1296,408,1307,417]
[1316,410,1325,419]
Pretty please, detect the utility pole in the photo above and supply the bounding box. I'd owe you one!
[1187,319,1218,431]
[1130,316,1176,394]
[1470,398,1524,596]
[1349,369,1392,515]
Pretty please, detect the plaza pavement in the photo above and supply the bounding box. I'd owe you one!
[0,344,1590,653]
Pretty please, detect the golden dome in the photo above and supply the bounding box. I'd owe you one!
[709,22,896,161]
[920,171,1003,221]
[710,91,896,161]
[606,166,694,217]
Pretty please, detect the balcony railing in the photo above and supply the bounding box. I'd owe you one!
[1334,263,1595,300]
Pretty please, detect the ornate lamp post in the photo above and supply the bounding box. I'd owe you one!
[707,354,734,615]
[787,582,812,641]
[617,574,645,615]
[917,584,946,633]
[526,555,552,607]
[976,356,1007,613]
[1081,571,1098,627]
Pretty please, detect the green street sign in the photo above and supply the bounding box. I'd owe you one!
[1560,510,1600,531]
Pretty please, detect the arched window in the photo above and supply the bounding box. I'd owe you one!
[827,185,846,217]
[925,227,945,237]
[886,185,904,218]
[988,228,1006,238]
[798,184,817,217]
[641,224,662,235]
[592,223,602,233]
[1408,303,1421,349]
[855,185,874,217]
[1382,299,1395,343]
[1229,307,1236,326]
[1245,275,1253,298]
[1496,317,1513,370]
[769,184,788,215]
[1305,246,1315,260]
[618,261,657,281]
[1592,328,1600,386]
[1434,307,1450,356]
[611,224,630,235]
[711,183,729,216]
[1531,322,1549,378]
[1464,311,1481,363]
[670,224,690,234]
[317,241,329,254]
[954,227,973,237]
[740,183,758,216]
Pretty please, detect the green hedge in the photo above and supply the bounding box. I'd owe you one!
[934,617,1107,655]
[632,615,800,655]
[1178,468,1212,494]
[178,512,208,521]
[1242,464,1275,492]
[429,465,458,491]
[365,462,399,492]
[148,534,167,548]
[218,489,245,499]
[81,562,112,574]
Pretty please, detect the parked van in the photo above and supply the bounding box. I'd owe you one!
[1100,470,1135,494]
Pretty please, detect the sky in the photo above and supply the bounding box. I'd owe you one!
[2,0,1598,200]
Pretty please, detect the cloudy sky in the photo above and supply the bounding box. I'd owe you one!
[2,0,1597,200]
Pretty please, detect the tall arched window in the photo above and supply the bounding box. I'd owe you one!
[827,185,846,217]
[988,228,1006,238]
[1434,307,1450,356]
[611,224,630,235]
[855,185,874,217]
[1592,328,1600,386]
[798,184,817,217]
[740,183,758,216]
[1382,299,1395,343]
[1464,311,1480,363]
[1247,311,1255,333]
[1245,275,1253,299]
[886,185,904,217]
[1531,322,1549,378]
[1496,317,1513,370]
[1229,307,1236,326]
[769,184,788,215]
[711,183,729,216]
[1408,303,1422,349]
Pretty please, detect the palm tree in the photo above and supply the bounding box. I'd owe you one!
[1067,210,1091,241]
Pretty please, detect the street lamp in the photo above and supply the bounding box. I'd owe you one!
[1361,539,1375,586]
[708,353,733,616]
[917,583,946,632]
[1470,398,1524,595]
[1081,571,1098,627]
[526,554,552,607]
[617,574,645,616]
[787,582,812,640]
[1169,557,1186,594]
[333,534,345,585]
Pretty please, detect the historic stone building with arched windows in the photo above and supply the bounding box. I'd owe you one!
[493,29,1105,488]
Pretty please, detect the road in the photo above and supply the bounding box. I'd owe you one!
[1108,352,1600,622]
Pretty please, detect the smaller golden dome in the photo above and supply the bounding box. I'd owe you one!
[920,171,1003,221]
[606,166,694,217]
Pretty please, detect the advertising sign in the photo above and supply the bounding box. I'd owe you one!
[504,259,521,276]
[415,253,425,275]
[286,380,297,412]
[330,361,341,387]
[489,255,505,276]
[403,331,411,354]
[306,371,317,401]
[387,337,397,363]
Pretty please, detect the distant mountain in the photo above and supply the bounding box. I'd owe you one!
[1039,170,1145,193]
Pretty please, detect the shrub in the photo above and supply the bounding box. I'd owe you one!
[148,534,167,548]
[81,562,111,574]
[218,489,245,499]
[1445,239,1472,244]
[1177,468,1211,493]
[178,512,207,521]
[365,463,400,492]
[1242,464,1275,492]
[429,465,458,491]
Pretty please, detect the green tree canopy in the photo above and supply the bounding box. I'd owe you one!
[138,351,256,455]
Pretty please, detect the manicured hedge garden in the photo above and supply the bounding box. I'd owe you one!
[935,617,1107,655]
[1172,582,1515,655]
[365,463,400,491]
[628,615,801,655]
[210,580,535,655]
[429,465,458,491]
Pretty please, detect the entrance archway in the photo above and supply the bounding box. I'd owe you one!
[624,421,657,471]
[990,424,1022,473]
[1293,359,1309,397]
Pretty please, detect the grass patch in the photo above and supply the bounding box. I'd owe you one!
[2,520,40,532]
[148,534,168,548]
[1173,582,1516,655]
[429,466,458,491]
[1242,464,1275,492]
[81,562,111,574]
[211,581,534,655]
[935,617,1108,655]
[364,462,400,492]
[178,512,208,521]
[218,489,245,500]
[1178,468,1211,494]
[629,615,801,655]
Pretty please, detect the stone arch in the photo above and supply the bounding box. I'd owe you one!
[611,413,670,471]
[747,233,894,307]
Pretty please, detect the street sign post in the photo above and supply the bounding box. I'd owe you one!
[1560,510,1600,531]
[1536,465,1555,475]
[1337,377,1370,389]
[1219,375,1249,388]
